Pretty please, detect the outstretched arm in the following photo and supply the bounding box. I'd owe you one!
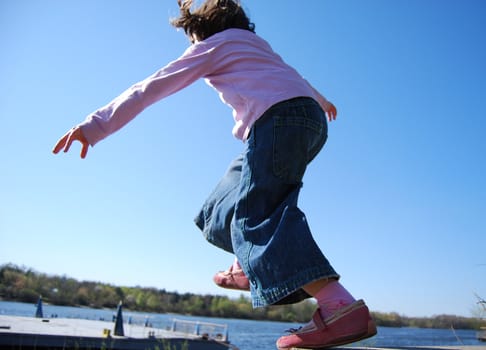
[52,126,90,159]
[50,42,212,153]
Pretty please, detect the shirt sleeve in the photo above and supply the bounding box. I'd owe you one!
[79,43,213,146]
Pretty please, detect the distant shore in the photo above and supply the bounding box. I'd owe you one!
[1,263,484,330]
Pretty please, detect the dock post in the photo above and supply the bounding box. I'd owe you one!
[35,296,43,318]
[113,301,125,336]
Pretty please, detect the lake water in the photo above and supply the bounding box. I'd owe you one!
[0,300,484,349]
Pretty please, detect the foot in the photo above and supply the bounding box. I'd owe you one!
[276,300,377,349]
[213,264,250,291]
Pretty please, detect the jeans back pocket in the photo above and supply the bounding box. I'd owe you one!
[273,108,327,184]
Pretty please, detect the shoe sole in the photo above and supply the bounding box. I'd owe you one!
[288,319,377,350]
[215,284,250,291]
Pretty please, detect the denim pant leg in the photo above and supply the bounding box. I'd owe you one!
[195,155,243,254]
[231,98,339,308]
[195,97,339,308]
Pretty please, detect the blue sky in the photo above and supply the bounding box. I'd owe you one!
[1,0,485,318]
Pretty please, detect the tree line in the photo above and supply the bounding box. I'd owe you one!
[0,264,483,329]
[0,264,314,322]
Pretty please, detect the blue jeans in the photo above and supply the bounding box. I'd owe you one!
[195,97,339,307]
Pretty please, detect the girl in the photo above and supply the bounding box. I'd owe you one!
[53,1,376,348]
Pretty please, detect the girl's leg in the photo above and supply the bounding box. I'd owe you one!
[194,155,244,254]
[230,97,339,307]
[303,278,356,320]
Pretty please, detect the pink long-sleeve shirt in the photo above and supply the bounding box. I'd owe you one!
[79,28,329,145]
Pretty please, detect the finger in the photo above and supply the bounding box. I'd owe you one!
[63,131,75,153]
[328,106,337,121]
[80,142,89,159]
[52,134,69,154]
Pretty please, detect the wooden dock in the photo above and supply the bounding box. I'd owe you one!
[0,315,233,350]
[334,347,486,350]
[1,314,485,350]
[335,348,486,350]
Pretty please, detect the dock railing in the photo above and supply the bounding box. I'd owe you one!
[170,318,228,342]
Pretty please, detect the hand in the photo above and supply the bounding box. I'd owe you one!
[322,100,337,122]
[52,126,90,159]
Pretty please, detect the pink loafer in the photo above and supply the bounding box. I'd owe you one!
[213,265,250,291]
[276,300,377,349]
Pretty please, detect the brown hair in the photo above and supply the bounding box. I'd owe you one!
[171,0,255,43]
